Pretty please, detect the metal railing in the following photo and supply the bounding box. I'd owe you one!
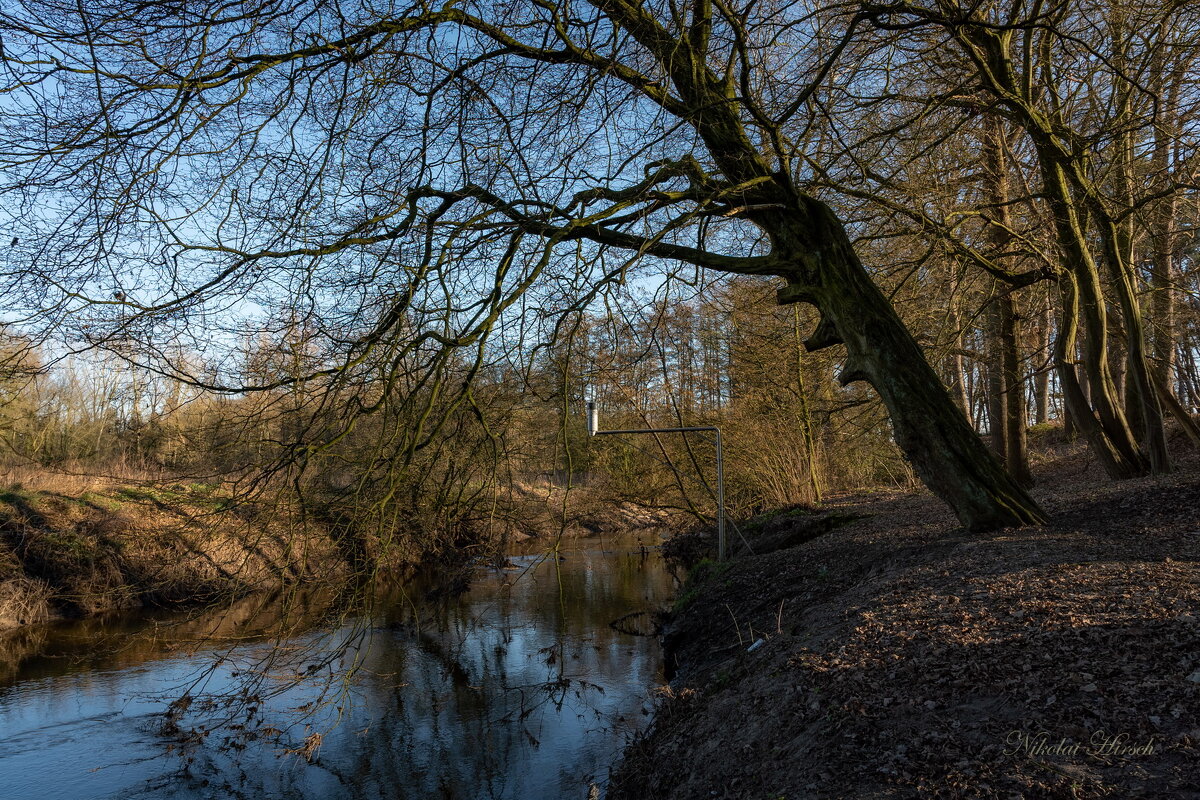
[586,401,726,560]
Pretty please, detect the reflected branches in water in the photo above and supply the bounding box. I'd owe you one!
[0,539,678,799]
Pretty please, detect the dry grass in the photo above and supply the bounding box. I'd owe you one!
[0,460,171,496]
[0,475,350,633]
[0,576,53,628]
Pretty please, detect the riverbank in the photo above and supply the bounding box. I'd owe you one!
[609,442,1200,798]
[0,472,680,635]
[0,481,353,631]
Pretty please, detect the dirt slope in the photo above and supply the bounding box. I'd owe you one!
[610,446,1200,799]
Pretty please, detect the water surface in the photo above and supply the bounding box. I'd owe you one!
[0,536,673,800]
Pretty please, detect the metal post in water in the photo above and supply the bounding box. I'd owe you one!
[715,428,725,561]
[587,408,727,560]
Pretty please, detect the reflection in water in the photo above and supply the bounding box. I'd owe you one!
[0,538,673,800]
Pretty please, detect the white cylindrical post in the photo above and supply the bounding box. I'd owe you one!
[587,401,598,437]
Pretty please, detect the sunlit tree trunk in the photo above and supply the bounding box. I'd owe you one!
[1033,302,1051,425]
[792,307,823,504]
[981,117,1032,486]
[1105,6,1170,473]
[946,21,1151,478]
[984,294,1008,461]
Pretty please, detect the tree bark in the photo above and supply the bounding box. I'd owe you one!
[1033,302,1051,425]
[776,197,1046,531]
[984,293,1008,461]
[998,292,1033,486]
[1183,340,1200,411]
[981,116,1032,486]
[1095,212,1171,473]
[949,21,1150,478]
[1052,272,1143,476]
[947,346,971,421]
[1103,8,1171,474]
[792,307,823,504]
[1040,156,1148,477]
[945,280,972,420]
[1145,43,1192,441]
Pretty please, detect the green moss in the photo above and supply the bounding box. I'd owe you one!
[672,587,699,612]
[112,484,228,511]
[37,528,101,564]
[116,486,188,503]
[741,504,818,535]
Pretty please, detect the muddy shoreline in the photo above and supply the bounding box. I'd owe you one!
[609,448,1200,798]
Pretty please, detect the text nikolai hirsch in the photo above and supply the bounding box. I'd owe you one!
[1004,730,1157,758]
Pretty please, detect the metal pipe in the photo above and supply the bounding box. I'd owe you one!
[592,426,720,436]
[715,428,725,561]
[587,401,598,437]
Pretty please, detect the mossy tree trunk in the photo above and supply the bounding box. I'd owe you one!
[773,198,1047,531]
[939,19,1166,478]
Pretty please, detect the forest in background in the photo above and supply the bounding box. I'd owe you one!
[0,0,1197,555]
[1,4,1197,796]
[3,237,1199,544]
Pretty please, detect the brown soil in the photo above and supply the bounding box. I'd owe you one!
[610,440,1200,799]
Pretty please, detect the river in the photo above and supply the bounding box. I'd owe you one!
[0,535,674,800]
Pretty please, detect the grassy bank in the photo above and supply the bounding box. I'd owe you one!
[0,469,681,635]
[610,443,1200,798]
[0,477,350,632]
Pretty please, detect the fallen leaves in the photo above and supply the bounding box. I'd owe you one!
[609,449,1200,799]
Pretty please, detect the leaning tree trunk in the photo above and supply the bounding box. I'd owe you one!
[955,20,1146,478]
[606,7,1046,531]
[1053,271,1146,477]
[1038,155,1148,477]
[1104,15,1171,474]
[1096,213,1171,474]
[774,197,1046,531]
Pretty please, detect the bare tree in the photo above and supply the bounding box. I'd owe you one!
[0,0,1052,529]
[799,0,1200,479]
